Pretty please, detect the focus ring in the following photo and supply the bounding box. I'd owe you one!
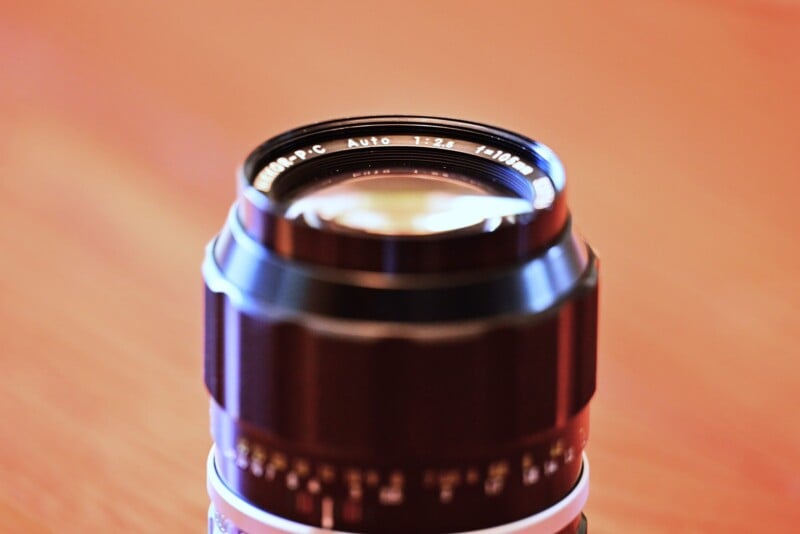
[203,259,598,454]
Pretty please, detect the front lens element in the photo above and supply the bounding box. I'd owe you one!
[204,116,598,534]
[284,170,532,236]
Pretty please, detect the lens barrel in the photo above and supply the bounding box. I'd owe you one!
[204,117,598,534]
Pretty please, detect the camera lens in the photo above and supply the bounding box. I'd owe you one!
[204,117,598,534]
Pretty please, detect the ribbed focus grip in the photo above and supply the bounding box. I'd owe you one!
[204,268,598,456]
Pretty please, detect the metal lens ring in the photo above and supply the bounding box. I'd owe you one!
[236,116,570,273]
[207,448,590,534]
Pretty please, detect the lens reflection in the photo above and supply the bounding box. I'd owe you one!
[283,171,532,236]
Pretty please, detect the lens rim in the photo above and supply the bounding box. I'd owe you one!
[236,116,569,273]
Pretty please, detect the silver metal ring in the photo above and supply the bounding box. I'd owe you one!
[207,446,589,534]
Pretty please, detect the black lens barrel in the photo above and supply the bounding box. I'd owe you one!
[204,116,598,533]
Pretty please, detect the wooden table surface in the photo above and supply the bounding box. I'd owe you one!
[2,1,798,532]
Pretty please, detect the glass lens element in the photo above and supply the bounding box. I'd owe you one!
[283,171,533,236]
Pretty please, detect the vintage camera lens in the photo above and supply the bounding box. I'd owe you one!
[204,117,598,534]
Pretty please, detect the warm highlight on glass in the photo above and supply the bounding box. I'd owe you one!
[283,171,532,236]
[203,116,599,534]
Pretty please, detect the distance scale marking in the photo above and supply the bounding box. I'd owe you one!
[217,433,583,530]
[252,134,555,210]
[208,449,590,534]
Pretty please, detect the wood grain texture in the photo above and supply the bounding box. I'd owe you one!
[1,1,798,532]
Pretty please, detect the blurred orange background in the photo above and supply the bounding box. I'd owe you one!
[1,1,799,532]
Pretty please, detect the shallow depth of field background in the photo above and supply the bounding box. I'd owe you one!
[1,1,799,532]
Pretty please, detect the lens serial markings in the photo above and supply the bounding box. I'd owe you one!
[253,144,326,191]
[252,134,546,200]
[474,145,535,175]
[347,136,391,147]
[413,136,456,148]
